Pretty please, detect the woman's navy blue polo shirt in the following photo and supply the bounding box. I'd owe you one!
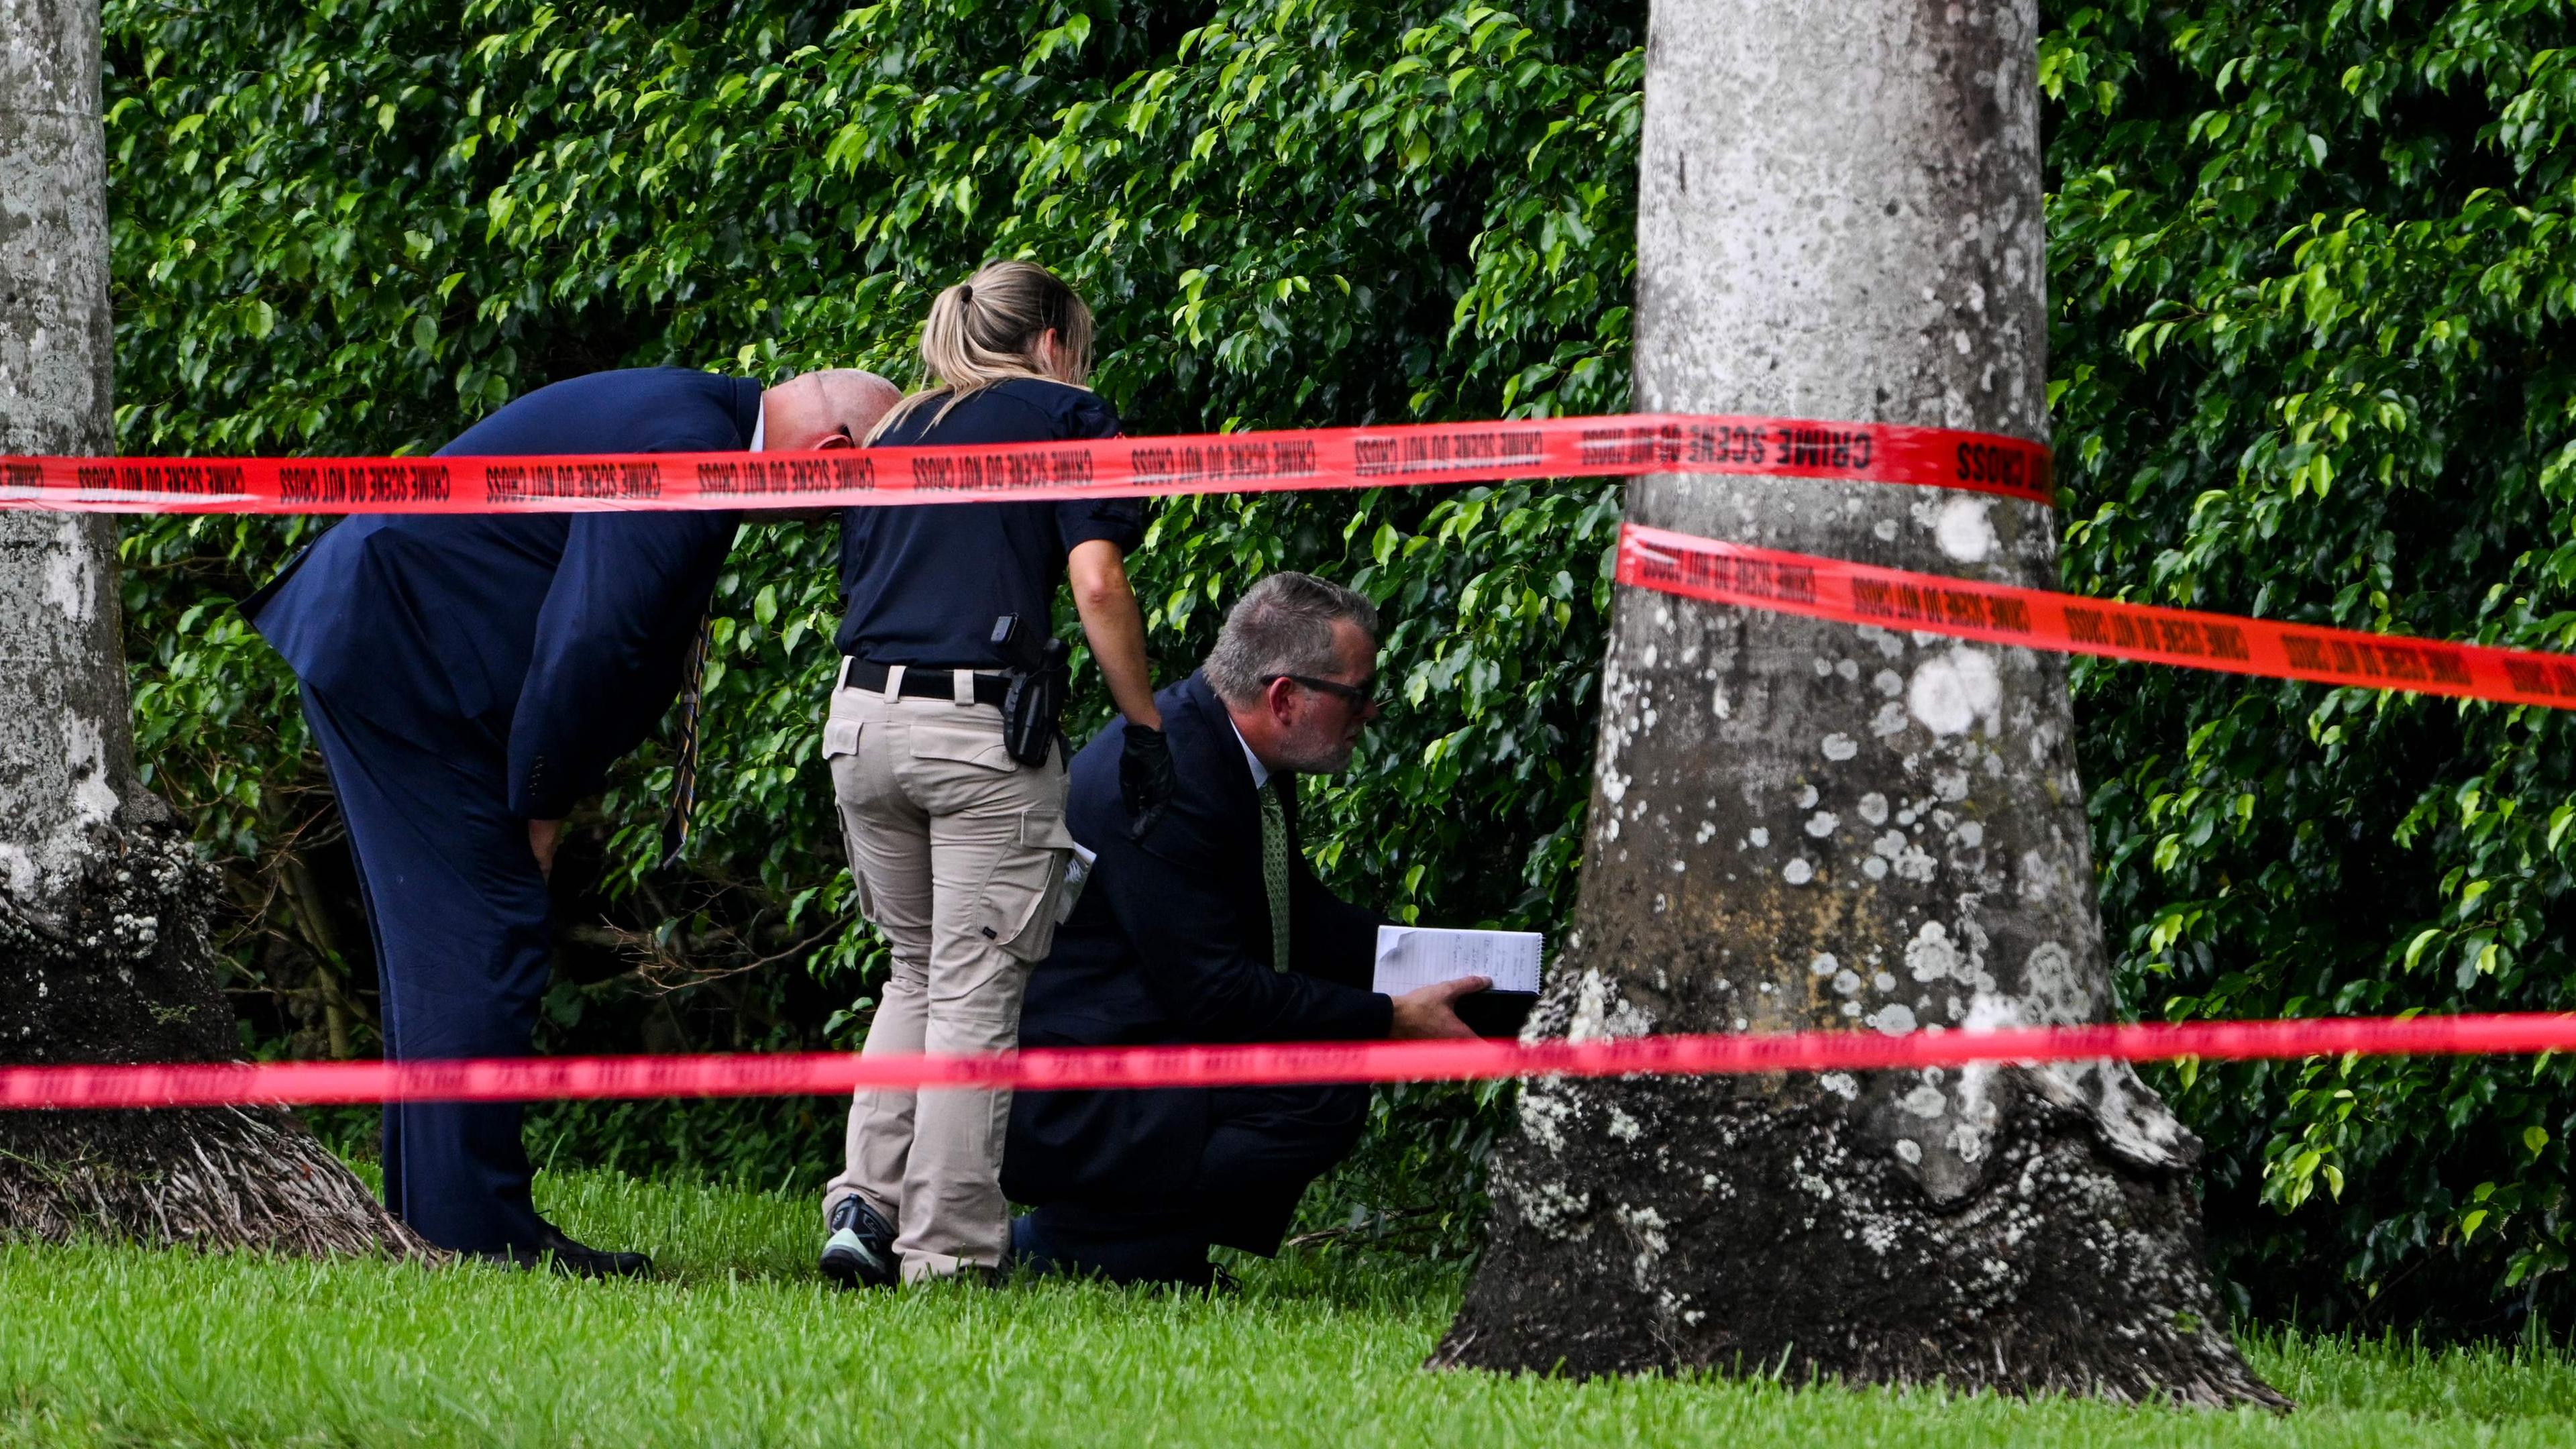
[835,377,1144,669]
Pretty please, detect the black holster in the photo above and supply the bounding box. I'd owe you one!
[1002,637,1070,767]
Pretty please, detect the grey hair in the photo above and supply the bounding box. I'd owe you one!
[1203,572,1381,704]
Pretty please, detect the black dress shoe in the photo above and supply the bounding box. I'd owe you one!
[472,1220,651,1279]
[820,1195,898,1289]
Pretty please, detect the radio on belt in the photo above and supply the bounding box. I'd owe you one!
[991,613,1070,767]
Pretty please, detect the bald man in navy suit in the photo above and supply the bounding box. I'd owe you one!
[245,366,896,1273]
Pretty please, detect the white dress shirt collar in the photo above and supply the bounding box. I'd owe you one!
[1228,718,1271,790]
[748,401,767,453]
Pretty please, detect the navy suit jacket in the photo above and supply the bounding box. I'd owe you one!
[243,368,755,816]
[1003,671,1393,1204]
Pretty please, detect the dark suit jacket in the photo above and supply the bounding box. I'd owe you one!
[1003,671,1393,1205]
[242,368,755,816]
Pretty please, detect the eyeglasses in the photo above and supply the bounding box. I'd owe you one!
[1267,673,1377,709]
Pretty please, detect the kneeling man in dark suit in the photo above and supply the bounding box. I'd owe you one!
[1003,572,1487,1286]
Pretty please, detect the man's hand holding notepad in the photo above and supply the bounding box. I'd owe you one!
[1374,926,1543,1038]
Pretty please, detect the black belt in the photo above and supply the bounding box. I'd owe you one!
[840,657,1011,708]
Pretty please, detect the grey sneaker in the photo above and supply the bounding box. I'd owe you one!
[820,1195,898,1290]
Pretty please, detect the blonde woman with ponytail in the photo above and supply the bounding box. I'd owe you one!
[816,260,1174,1287]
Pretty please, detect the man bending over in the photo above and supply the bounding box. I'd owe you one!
[246,366,899,1274]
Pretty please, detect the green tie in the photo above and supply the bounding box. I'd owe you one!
[1260,780,1291,973]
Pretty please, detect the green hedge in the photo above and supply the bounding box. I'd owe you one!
[101,0,2576,1323]
[2048,1,2576,1332]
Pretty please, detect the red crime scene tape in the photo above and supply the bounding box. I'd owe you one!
[1619,523,2576,713]
[5,1014,2573,1109]
[0,413,2053,513]
[13,411,2576,1110]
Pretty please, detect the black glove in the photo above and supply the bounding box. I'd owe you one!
[1120,722,1179,841]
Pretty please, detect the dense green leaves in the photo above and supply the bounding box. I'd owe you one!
[2048,0,2576,1328]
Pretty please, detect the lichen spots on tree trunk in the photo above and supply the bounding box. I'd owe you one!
[1437,0,2275,1404]
[1442,527,2263,1397]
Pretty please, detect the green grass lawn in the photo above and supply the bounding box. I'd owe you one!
[5,1169,2575,1446]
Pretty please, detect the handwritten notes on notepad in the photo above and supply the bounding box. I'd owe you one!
[1372,926,1544,997]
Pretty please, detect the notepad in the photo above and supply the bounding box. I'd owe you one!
[1373,926,1544,997]
[1055,842,1099,925]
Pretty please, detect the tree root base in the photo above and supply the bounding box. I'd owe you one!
[1434,1079,2286,1409]
[3,807,430,1260]
[0,1104,433,1258]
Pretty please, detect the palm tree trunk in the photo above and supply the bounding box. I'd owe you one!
[1436,0,2277,1404]
[0,0,423,1256]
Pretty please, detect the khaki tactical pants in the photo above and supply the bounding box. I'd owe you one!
[818,667,1075,1281]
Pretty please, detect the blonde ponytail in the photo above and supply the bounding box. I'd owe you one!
[868,260,1097,441]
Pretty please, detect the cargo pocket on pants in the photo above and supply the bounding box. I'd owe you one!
[820,717,879,923]
[820,716,863,762]
[977,806,1078,963]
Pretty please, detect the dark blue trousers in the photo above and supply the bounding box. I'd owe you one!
[303,689,552,1253]
[1012,1083,1368,1285]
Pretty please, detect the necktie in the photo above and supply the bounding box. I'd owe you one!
[1259,780,1291,972]
[657,613,713,871]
